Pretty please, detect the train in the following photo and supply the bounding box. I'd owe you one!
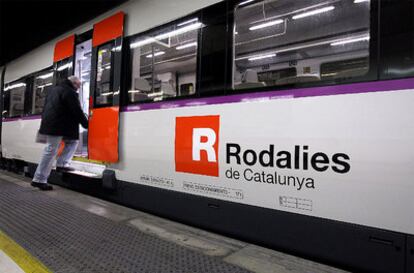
[1,0,413,272]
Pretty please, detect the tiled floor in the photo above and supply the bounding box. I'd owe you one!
[0,171,349,273]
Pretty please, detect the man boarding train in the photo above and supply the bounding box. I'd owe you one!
[31,76,88,191]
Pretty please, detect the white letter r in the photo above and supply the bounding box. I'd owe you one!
[192,128,216,162]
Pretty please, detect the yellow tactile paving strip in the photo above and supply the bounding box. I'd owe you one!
[0,230,51,273]
[72,156,105,164]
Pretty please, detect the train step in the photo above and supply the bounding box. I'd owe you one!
[57,160,106,178]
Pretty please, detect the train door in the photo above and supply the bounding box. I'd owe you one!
[88,12,124,163]
[74,39,92,157]
[53,35,75,84]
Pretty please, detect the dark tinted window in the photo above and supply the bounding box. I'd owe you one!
[198,1,230,96]
[380,0,414,79]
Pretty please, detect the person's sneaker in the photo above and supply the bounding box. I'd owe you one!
[56,166,75,172]
[31,181,53,191]
[38,183,53,191]
[31,181,42,188]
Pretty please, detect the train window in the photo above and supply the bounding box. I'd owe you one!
[379,0,414,79]
[55,58,73,84]
[4,81,26,118]
[233,0,370,90]
[197,1,229,97]
[32,70,54,114]
[95,42,114,106]
[128,18,202,103]
[2,91,10,118]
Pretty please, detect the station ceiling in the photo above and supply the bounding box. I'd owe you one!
[0,0,127,66]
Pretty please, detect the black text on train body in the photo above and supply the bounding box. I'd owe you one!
[226,143,350,174]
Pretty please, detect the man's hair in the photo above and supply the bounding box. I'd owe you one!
[68,75,80,84]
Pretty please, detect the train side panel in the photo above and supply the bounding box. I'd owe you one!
[115,81,414,235]
[2,119,43,163]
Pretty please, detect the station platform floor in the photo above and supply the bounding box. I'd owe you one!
[0,170,349,273]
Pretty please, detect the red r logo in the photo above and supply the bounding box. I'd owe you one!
[175,115,220,177]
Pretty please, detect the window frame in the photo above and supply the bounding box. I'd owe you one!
[23,76,33,116]
[93,40,116,108]
[122,0,379,106]
[228,0,379,95]
[125,11,203,106]
[3,78,29,118]
[379,0,414,80]
[2,66,55,119]
[30,67,55,116]
[2,87,10,119]
[54,57,74,85]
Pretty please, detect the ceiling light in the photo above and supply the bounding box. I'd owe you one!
[155,22,202,40]
[4,83,26,91]
[57,63,72,71]
[130,38,156,49]
[111,46,122,52]
[292,6,335,20]
[130,23,202,49]
[249,19,284,31]
[148,91,164,97]
[330,36,370,46]
[37,83,53,89]
[248,53,276,61]
[146,51,165,58]
[177,18,198,27]
[354,0,369,3]
[37,72,54,79]
[176,42,197,50]
[239,0,254,6]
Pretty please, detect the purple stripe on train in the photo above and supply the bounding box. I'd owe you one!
[3,115,41,122]
[2,78,414,122]
[122,78,414,112]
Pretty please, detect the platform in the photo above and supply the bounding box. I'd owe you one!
[0,170,348,273]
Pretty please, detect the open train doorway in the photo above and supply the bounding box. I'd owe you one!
[74,39,92,157]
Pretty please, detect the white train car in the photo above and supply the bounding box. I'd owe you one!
[1,1,413,272]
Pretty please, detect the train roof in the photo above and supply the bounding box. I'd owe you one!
[4,0,222,83]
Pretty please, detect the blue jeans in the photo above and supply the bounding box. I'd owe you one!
[33,135,79,184]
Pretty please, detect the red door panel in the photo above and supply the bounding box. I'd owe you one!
[92,12,124,47]
[88,12,124,163]
[54,35,75,62]
[88,107,119,162]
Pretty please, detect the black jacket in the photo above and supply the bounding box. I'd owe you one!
[39,80,88,140]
